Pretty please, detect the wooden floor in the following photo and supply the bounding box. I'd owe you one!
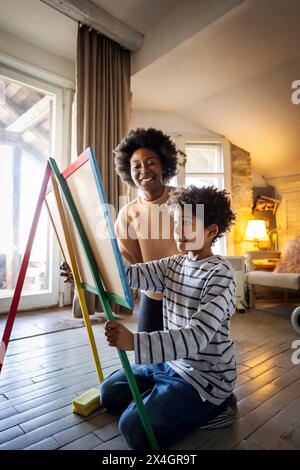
[0,304,299,450]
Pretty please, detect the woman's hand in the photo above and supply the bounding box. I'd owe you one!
[60,262,74,283]
[104,321,134,351]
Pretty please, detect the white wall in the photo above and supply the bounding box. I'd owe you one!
[252,171,267,188]
[131,109,222,140]
[131,108,234,254]
[0,29,75,88]
[130,109,231,188]
[131,108,230,192]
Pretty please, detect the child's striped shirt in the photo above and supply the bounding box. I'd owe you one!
[124,254,237,405]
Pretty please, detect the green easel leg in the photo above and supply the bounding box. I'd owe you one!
[101,296,159,450]
[49,157,159,450]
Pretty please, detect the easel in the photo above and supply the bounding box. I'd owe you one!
[0,152,158,450]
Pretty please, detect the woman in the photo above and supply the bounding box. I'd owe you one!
[114,127,179,332]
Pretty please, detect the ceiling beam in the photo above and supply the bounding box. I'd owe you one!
[4,94,49,140]
[41,0,144,51]
[7,96,51,133]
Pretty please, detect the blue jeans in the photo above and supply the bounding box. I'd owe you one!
[100,363,232,450]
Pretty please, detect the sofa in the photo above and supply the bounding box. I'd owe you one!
[245,243,300,334]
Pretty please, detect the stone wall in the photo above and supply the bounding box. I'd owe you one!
[230,143,253,255]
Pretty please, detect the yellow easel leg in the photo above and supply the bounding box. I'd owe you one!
[50,173,104,384]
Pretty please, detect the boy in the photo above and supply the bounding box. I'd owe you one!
[100,185,237,450]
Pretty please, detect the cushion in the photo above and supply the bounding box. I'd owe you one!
[274,237,300,274]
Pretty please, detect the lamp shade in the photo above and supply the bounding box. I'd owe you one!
[244,220,269,241]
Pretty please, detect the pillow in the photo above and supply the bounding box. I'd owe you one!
[274,237,300,273]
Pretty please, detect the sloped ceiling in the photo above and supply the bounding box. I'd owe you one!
[0,0,183,60]
[0,0,299,178]
[132,0,300,178]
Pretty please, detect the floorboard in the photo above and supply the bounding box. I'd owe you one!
[0,302,299,450]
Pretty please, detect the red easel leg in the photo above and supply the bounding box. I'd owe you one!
[0,163,51,374]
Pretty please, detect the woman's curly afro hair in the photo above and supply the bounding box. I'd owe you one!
[168,185,236,243]
[114,127,178,188]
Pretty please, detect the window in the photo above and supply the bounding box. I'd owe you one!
[185,143,224,189]
[0,66,65,312]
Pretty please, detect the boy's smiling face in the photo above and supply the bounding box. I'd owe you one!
[173,206,218,258]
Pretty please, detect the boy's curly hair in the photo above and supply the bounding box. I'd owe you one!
[168,185,236,243]
[114,128,178,187]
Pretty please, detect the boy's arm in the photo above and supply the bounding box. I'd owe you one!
[134,265,236,364]
[123,257,169,293]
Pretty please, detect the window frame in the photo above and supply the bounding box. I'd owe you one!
[0,63,72,313]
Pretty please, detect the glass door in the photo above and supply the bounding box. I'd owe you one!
[0,66,63,313]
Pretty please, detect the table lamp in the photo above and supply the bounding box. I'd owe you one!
[244,219,269,250]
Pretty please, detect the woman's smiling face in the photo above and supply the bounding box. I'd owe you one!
[130,148,164,193]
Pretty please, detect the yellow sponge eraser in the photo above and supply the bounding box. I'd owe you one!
[72,388,101,417]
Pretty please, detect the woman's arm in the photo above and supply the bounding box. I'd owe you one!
[114,205,143,264]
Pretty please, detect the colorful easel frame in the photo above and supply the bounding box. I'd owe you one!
[1,163,104,385]
[1,151,159,449]
[45,173,104,383]
[55,147,133,309]
[0,164,51,374]
[49,150,158,450]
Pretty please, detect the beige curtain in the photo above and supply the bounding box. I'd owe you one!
[73,25,131,317]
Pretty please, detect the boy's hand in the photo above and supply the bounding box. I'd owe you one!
[105,321,134,351]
